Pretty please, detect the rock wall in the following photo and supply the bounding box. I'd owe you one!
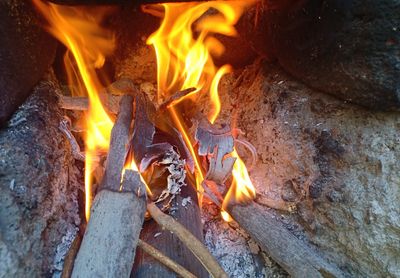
[239,0,400,110]
[0,77,80,277]
[217,61,400,277]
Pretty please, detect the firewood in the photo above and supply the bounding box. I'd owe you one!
[72,171,147,278]
[72,96,147,277]
[147,201,228,278]
[100,95,133,191]
[138,239,196,278]
[228,201,345,278]
[61,233,82,278]
[133,180,209,278]
[58,94,121,114]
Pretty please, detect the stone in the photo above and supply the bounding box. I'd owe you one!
[0,0,57,126]
[217,61,400,277]
[0,77,80,277]
[238,0,400,110]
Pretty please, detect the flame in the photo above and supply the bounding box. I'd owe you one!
[123,152,153,197]
[33,0,115,220]
[146,0,254,199]
[221,149,256,221]
[35,0,256,223]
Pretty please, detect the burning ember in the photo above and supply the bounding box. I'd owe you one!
[33,0,256,222]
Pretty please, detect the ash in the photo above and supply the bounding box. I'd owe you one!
[52,227,78,278]
[202,204,287,278]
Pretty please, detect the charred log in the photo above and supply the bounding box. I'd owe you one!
[133,180,209,278]
[228,201,344,278]
[72,172,146,278]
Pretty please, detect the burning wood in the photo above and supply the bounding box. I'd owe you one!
[34,0,347,277]
[146,202,228,278]
[137,239,196,278]
[72,96,147,277]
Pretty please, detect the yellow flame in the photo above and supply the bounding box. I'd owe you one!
[33,0,115,220]
[123,154,153,197]
[146,0,254,197]
[221,149,256,220]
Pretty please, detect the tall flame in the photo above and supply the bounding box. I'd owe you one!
[221,149,256,221]
[146,0,256,219]
[34,0,257,223]
[33,0,115,220]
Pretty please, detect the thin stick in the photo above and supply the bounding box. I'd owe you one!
[61,233,82,278]
[58,94,121,114]
[138,239,196,278]
[147,202,228,278]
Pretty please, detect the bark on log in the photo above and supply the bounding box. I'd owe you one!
[137,240,196,278]
[133,180,209,278]
[58,94,121,114]
[100,95,132,191]
[72,95,146,277]
[71,172,146,278]
[228,201,344,278]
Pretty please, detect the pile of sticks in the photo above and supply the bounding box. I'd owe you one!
[60,82,345,278]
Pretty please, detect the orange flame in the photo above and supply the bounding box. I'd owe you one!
[35,0,256,223]
[146,1,256,220]
[33,0,115,220]
[221,149,256,221]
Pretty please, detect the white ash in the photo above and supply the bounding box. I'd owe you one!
[154,232,162,238]
[202,204,288,278]
[156,148,186,208]
[52,227,78,278]
[181,196,192,208]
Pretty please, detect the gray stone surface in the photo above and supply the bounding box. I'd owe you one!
[239,0,400,110]
[216,61,400,277]
[0,78,80,277]
[0,0,57,126]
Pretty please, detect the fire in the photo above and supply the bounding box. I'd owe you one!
[33,0,115,220]
[221,149,256,221]
[34,0,256,223]
[146,0,256,220]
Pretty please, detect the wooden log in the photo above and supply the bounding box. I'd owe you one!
[72,171,146,278]
[133,180,209,278]
[228,201,345,278]
[58,94,121,114]
[72,95,146,277]
[137,239,196,278]
[100,95,132,191]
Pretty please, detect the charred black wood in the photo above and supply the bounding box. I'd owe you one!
[132,178,208,278]
[130,92,156,165]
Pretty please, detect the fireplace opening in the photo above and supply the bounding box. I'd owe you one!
[1,0,399,277]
